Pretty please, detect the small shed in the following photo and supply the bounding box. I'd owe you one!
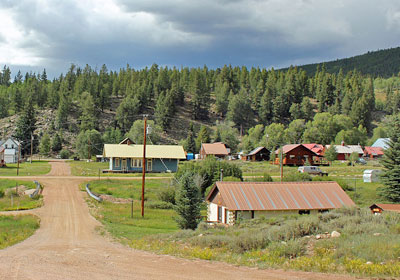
[199,143,229,159]
[274,144,319,166]
[370,204,400,215]
[363,169,382,183]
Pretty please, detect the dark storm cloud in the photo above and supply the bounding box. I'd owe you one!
[1,0,400,77]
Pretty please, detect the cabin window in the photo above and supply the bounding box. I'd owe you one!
[251,210,255,219]
[5,144,7,148]
[147,159,152,171]
[289,155,295,159]
[11,144,14,149]
[318,209,328,213]
[115,158,120,167]
[218,206,222,222]
[131,159,142,168]
[299,210,310,215]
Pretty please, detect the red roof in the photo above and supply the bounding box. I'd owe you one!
[371,204,400,213]
[201,143,229,156]
[364,146,384,156]
[303,143,324,155]
[206,181,355,211]
[275,144,319,155]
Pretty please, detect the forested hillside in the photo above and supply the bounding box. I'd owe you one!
[0,58,398,158]
[290,47,400,78]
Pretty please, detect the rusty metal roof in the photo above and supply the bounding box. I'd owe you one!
[372,204,400,213]
[201,143,229,155]
[206,181,355,211]
[247,146,268,156]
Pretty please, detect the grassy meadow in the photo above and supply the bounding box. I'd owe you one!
[0,215,40,249]
[0,179,43,211]
[0,161,51,176]
[83,159,400,277]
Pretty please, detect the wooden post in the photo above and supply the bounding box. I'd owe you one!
[30,133,33,163]
[141,116,147,217]
[88,138,91,161]
[280,146,283,182]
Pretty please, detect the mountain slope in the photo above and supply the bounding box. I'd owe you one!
[291,47,400,77]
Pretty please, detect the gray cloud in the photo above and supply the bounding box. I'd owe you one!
[0,0,400,77]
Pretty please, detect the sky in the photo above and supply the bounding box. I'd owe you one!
[1,0,400,78]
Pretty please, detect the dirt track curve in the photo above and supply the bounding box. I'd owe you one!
[0,161,362,280]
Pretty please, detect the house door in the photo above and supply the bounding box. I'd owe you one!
[224,208,228,224]
[122,159,127,171]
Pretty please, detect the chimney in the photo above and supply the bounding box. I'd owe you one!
[341,140,345,146]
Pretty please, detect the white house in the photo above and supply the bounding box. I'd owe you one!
[0,138,20,164]
[206,181,355,225]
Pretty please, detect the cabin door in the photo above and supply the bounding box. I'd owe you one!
[122,159,127,171]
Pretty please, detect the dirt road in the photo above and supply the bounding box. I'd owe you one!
[0,162,361,279]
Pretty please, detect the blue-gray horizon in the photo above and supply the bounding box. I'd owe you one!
[1,0,400,78]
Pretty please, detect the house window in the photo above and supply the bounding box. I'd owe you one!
[299,210,310,215]
[131,159,142,168]
[11,144,14,149]
[5,144,7,149]
[289,155,295,159]
[218,206,222,222]
[251,210,255,219]
[147,159,152,171]
[115,158,120,168]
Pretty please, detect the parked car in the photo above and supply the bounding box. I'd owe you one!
[298,166,328,176]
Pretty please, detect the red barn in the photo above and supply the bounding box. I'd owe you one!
[274,144,319,166]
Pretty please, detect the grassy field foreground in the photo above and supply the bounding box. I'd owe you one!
[0,215,40,249]
[0,179,43,211]
[0,161,51,176]
[84,171,400,278]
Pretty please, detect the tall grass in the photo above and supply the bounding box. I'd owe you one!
[0,215,40,249]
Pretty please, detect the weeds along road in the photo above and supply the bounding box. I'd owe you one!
[0,161,361,280]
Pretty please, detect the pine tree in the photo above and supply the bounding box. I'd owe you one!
[79,92,97,131]
[380,115,400,202]
[184,123,196,153]
[196,126,210,152]
[51,133,63,152]
[174,171,202,230]
[39,133,51,156]
[14,95,36,155]
[116,94,140,132]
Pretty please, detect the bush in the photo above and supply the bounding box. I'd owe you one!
[282,171,312,182]
[146,201,174,209]
[59,149,70,159]
[157,187,176,205]
[0,190,4,198]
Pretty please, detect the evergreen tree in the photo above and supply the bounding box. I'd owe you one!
[116,94,140,132]
[226,88,254,129]
[196,126,210,152]
[76,129,103,159]
[380,115,400,202]
[14,95,36,155]
[174,171,202,230]
[39,133,51,156]
[183,123,196,153]
[51,133,63,152]
[79,92,97,131]
[127,120,162,144]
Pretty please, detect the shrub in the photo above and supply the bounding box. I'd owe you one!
[229,230,270,253]
[146,201,174,209]
[0,190,4,198]
[268,239,307,258]
[59,149,70,159]
[283,171,312,182]
[157,187,176,205]
[250,172,273,182]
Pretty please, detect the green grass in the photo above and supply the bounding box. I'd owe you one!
[70,161,173,177]
[84,178,179,241]
[83,178,173,200]
[0,161,51,176]
[0,179,43,211]
[0,215,40,249]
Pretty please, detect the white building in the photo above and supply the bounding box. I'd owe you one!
[0,138,20,164]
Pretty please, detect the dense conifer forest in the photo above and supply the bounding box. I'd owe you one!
[0,46,399,157]
[290,47,400,77]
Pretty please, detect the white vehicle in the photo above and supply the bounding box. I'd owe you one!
[298,166,328,176]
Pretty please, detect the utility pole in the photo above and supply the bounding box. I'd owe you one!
[280,146,283,182]
[30,133,33,163]
[141,116,147,217]
[17,142,21,176]
[88,138,91,161]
